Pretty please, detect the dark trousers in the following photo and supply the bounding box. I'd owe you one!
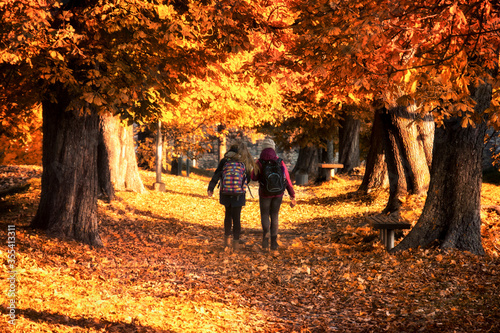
[224,205,242,240]
[259,196,283,237]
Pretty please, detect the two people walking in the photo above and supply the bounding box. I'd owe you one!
[207,138,296,251]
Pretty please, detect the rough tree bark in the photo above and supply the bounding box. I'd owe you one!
[394,84,491,255]
[338,113,360,174]
[417,112,435,169]
[31,91,103,246]
[359,109,388,193]
[292,145,319,180]
[99,112,145,194]
[380,106,431,213]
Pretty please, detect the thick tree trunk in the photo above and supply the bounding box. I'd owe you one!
[394,85,491,255]
[31,94,102,247]
[417,112,435,169]
[380,106,431,213]
[394,119,487,254]
[99,112,145,194]
[292,145,319,180]
[359,109,388,193]
[338,113,360,174]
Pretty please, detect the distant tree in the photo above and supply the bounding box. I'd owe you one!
[358,109,388,193]
[338,110,361,174]
[98,113,145,199]
[291,145,319,179]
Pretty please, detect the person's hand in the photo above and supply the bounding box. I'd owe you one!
[290,198,297,208]
[208,190,213,197]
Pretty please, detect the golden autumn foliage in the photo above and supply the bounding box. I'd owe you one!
[1,166,499,332]
[0,105,42,165]
[2,0,499,164]
[279,0,500,129]
[0,0,285,144]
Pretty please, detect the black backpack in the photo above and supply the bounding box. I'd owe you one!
[259,158,285,196]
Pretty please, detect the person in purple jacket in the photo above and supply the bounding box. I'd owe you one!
[251,138,296,251]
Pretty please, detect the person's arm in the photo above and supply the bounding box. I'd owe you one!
[282,160,296,207]
[250,160,261,181]
[208,158,226,196]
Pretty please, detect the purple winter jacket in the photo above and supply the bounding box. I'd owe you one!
[250,148,295,199]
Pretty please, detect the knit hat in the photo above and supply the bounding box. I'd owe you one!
[261,138,276,150]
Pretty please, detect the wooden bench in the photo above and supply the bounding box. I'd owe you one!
[366,214,411,250]
[319,163,344,180]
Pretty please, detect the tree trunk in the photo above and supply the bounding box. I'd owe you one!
[31,94,102,247]
[99,112,145,194]
[98,126,115,201]
[380,107,409,213]
[326,139,335,163]
[359,109,388,193]
[292,145,319,180]
[417,112,435,169]
[394,85,491,255]
[380,106,430,213]
[483,128,500,171]
[318,140,335,181]
[338,112,360,174]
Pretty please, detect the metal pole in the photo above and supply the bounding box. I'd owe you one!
[153,120,165,191]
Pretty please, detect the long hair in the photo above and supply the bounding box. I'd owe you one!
[226,141,257,174]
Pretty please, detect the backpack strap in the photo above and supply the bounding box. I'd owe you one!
[260,158,283,169]
[246,183,254,198]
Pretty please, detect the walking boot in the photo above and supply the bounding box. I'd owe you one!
[232,239,240,251]
[270,236,279,251]
[262,232,270,251]
[223,235,231,248]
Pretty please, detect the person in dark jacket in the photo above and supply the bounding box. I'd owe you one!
[207,141,256,251]
[251,138,296,250]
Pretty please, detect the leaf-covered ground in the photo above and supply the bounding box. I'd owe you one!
[1,166,499,332]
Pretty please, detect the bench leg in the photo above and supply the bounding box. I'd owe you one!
[379,229,395,250]
[386,230,395,250]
